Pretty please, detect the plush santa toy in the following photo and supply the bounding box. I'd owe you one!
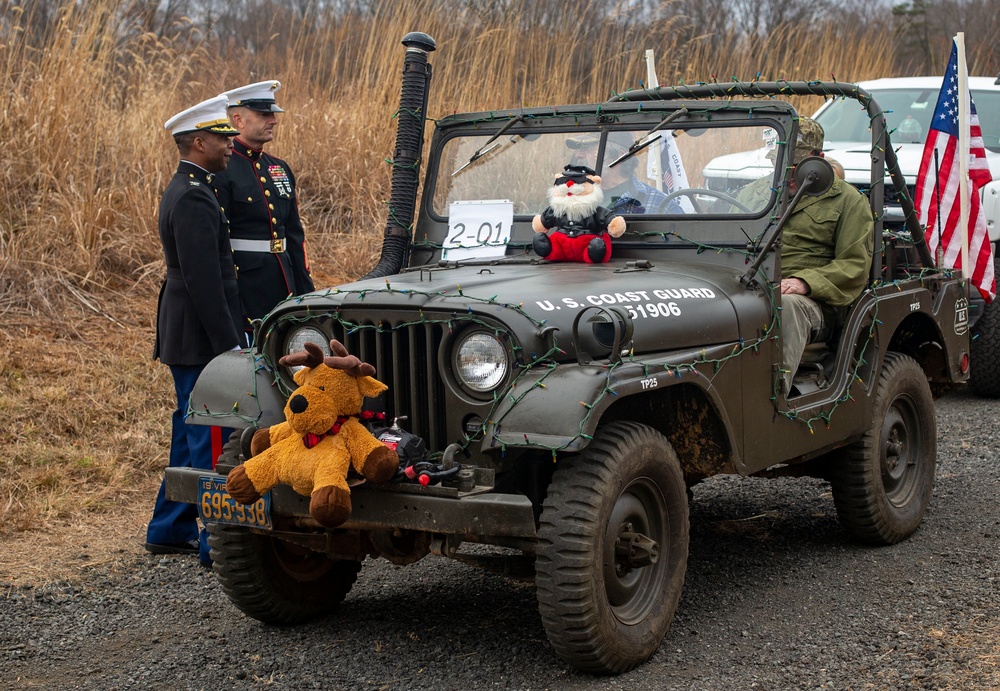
[531,164,626,263]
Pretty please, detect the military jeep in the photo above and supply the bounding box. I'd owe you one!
[166,34,970,674]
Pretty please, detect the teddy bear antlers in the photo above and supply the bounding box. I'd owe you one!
[279,339,376,378]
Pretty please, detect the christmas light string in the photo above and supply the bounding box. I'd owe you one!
[188,263,953,458]
[192,79,955,455]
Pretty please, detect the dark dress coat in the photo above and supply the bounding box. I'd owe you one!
[154,161,244,365]
[213,138,314,322]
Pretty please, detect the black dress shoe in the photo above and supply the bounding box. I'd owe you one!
[144,540,199,555]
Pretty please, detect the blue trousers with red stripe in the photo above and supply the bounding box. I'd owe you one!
[147,364,231,565]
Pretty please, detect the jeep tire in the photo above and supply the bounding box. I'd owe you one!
[535,421,689,674]
[970,253,1000,398]
[215,429,244,475]
[830,352,936,545]
[207,524,362,625]
[208,416,362,625]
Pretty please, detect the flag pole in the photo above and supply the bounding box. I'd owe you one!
[956,32,971,295]
[933,148,944,266]
[644,49,664,192]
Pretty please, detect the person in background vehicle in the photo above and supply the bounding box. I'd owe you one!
[740,118,874,395]
[828,157,845,180]
[147,96,244,567]
[567,132,683,215]
[214,80,314,337]
[896,114,923,143]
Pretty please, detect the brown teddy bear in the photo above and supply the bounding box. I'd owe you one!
[226,339,398,528]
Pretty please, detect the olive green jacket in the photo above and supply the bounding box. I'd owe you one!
[780,179,874,307]
[739,176,874,307]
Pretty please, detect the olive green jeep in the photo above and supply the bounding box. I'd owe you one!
[166,34,970,674]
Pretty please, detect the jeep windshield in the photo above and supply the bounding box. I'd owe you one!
[433,124,781,220]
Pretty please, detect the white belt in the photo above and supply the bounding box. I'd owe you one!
[230,238,286,253]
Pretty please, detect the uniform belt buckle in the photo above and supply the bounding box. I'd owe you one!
[270,237,286,253]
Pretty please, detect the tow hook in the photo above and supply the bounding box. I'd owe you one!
[615,528,659,572]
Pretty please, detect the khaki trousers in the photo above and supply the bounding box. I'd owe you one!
[781,293,825,393]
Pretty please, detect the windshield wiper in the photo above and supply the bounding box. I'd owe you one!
[452,114,525,176]
[608,107,689,169]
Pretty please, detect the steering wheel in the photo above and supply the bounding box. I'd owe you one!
[661,187,752,214]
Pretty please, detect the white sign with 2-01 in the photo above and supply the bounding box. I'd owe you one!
[443,199,513,261]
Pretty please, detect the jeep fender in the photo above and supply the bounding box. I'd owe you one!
[186,350,287,429]
[483,356,739,462]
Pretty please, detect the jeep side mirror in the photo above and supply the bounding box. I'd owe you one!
[794,156,834,197]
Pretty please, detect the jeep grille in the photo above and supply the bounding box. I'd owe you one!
[330,317,447,451]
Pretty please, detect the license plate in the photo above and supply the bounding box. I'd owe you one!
[198,476,272,529]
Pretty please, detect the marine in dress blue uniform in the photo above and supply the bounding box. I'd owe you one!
[146,96,242,565]
[214,81,314,329]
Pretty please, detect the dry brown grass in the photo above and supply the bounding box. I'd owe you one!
[2,9,998,677]
[0,0,912,583]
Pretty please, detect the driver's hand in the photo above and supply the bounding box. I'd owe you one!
[780,277,810,295]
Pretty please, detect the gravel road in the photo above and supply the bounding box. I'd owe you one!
[3,389,998,690]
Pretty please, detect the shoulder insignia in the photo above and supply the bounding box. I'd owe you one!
[188,180,201,187]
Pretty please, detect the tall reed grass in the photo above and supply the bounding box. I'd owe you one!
[0,0,908,537]
[0,0,903,311]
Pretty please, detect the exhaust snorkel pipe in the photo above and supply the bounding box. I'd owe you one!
[363,31,436,279]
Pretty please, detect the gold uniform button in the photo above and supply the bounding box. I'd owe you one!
[256,163,261,169]
[265,190,271,197]
[247,196,253,201]
[269,204,274,210]
[259,176,266,182]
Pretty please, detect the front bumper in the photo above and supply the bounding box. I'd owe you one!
[164,468,538,540]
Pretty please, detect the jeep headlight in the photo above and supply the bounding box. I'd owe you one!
[454,331,509,394]
[285,326,329,371]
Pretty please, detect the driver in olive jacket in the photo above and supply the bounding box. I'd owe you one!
[739,118,873,395]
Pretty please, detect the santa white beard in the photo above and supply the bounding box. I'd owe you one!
[548,182,605,222]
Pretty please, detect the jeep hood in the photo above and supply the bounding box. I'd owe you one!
[292,261,747,355]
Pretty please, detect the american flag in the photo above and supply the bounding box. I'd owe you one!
[914,40,995,302]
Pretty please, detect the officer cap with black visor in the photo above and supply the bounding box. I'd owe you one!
[164,94,240,138]
[223,80,285,113]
